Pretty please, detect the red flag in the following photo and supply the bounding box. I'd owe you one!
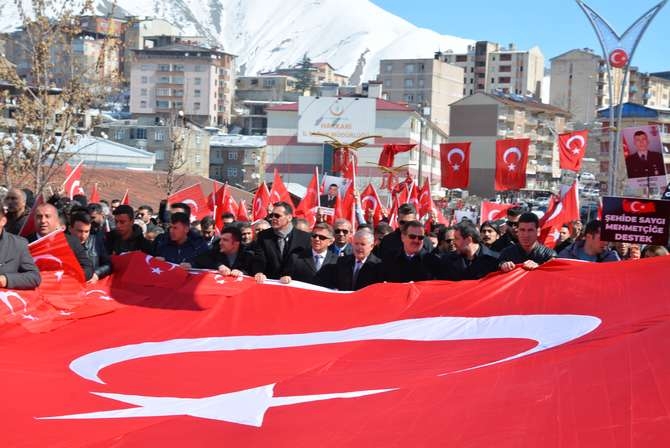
[495,138,529,191]
[295,168,320,228]
[207,181,226,213]
[2,255,670,446]
[168,183,211,221]
[236,200,251,222]
[360,183,383,226]
[18,194,45,238]
[253,182,271,221]
[540,182,580,248]
[558,130,588,172]
[63,161,85,199]
[333,188,355,227]
[440,142,470,189]
[378,143,415,168]
[114,253,189,290]
[121,189,130,205]
[417,178,432,217]
[387,193,400,229]
[480,202,516,224]
[88,183,100,203]
[269,170,292,206]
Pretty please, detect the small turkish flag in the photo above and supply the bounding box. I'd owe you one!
[558,130,588,172]
[252,182,271,221]
[295,168,320,227]
[269,170,292,206]
[378,143,415,168]
[480,202,517,224]
[622,199,656,214]
[63,161,85,199]
[88,183,100,204]
[360,183,383,226]
[440,142,470,189]
[495,138,529,191]
[168,183,212,221]
[539,182,580,248]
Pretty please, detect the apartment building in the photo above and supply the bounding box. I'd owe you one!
[233,75,301,135]
[449,92,570,197]
[550,49,670,125]
[378,57,464,134]
[209,135,266,189]
[439,41,545,98]
[129,42,235,127]
[120,18,181,80]
[263,61,349,89]
[94,117,210,178]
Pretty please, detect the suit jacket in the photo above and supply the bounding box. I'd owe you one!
[316,253,384,291]
[625,151,665,178]
[282,248,338,284]
[377,229,434,262]
[0,230,41,289]
[192,243,255,274]
[383,249,440,283]
[252,227,312,279]
[437,245,500,281]
[329,243,353,258]
[319,194,337,209]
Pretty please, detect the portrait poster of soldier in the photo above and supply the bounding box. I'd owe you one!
[621,125,668,191]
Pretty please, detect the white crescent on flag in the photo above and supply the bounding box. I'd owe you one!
[182,199,199,213]
[447,148,465,166]
[361,195,378,211]
[565,135,585,152]
[503,147,522,164]
[0,291,28,315]
[41,315,601,426]
[545,203,564,223]
[33,254,64,267]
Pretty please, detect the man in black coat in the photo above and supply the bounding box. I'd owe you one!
[383,220,439,283]
[252,201,311,280]
[190,226,254,276]
[104,205,153,255]
[280,222,338,285]
[377,203,433,262]
[28,203,94,281]
[317,228,383,291]
[0,208,41,289]
[69,211,111,283]
[438,220,500,281]
[499,212,556,272]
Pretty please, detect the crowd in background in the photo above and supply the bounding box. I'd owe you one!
[0,185,668,292]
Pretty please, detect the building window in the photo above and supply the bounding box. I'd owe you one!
[470,67,474,73]
[404,79,414,88]
[404,94,414,102]
[228,151,238,160]
[174,89,184,97]
[498,77,511,84]
[174,101,183,109]
[195,134,202,144]
[158,76,170,83]
[456,55,467,62]
[141,76,148,84]
[383,79,392,87]
[500,54,512,61]
[385,64,393,72]
[227,167,238,178]
[172,77,184,84]
[158,64,170,72]
[194,77,202,85]
[172,64,184,71]
[194,102,201,111]
[404,64,415,73]
[418,63,425,71]
[194,89,201,97]
[475,61,486,67]
[156,87,170,96]
[154,130,166,141]
[114,129,126,139]
[263,79,276,88]
[140,100,147,108]
[195,153,201,165]
[477,73,485,78]
[418,79,425,88]
[195,65,203,72]
[135,128,147,139]
[250,78,259,85]
[470,78,474,84]
[140,88,147,96]
[140,64,151,71]
[499,65,512,72]
[155,100,170,108]
[155,149,165,160]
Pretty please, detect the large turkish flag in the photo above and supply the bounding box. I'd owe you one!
[558,130,588,172]
[1,253,669,446]
[440,142,470,189]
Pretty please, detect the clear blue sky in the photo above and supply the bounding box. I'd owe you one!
[371,0,669,73]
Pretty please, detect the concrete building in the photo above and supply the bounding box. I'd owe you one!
[265,62,349,88]
[439,41,545,98]
[449,92,571,198]
[550,49,670,125]
[209,134,266,190]
[377,57,464,134]
[129,42,235,127]
[265,93,448,195]
[120,18,181,80]
[65,136,156,170]
[232,75,302,134]
[94,117,210,178]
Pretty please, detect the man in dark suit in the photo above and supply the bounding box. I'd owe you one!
[319,184,339,209]
[329,218,354,257]
[0,207,41,289]
[377,203,433,262]
[252,201,311,281]
[438,220,500,281]
[189,226,254,276]
[317,228,383,291]
[383,220,439,283]
[279,222,338,285]
[625,130,666,179]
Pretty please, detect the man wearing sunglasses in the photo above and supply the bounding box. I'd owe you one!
[329,219,353,257]
[252,201,311,280]
[377,204,433,262]
[383,220,439,283]
[492,206,523,252]
[438,221,500,281]
[279,223,338,285]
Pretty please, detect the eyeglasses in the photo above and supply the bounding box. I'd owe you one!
[398,220,408,226]
[270,213,285,219]
[334,229,350,235]
[405,234,425,241]
[310,234,330,241]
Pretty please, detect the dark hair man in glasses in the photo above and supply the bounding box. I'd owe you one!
[383,220,439,283]
[279,222,338,285]
[492,205,523,252]
[252,201,311,281]
[329,218,353,257]
[377,203,433,262]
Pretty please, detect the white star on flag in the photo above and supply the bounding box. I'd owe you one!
[507,163,516,171]
[452,164,460,171]
[572,148,580,155]
[151,267,163,275]
[54,271,64,282]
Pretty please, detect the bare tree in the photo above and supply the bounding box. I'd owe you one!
[0,0,121,194]
[159,110,189,196]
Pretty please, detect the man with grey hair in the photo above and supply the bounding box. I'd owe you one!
[3,188,30,235]
[317,228,383,291]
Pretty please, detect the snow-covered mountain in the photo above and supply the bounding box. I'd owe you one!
[1,0,474,83]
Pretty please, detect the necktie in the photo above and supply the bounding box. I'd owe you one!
[314,254,323,271]
[277,235,286,254]
[352,260,363,289]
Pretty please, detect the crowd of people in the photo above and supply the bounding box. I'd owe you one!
[0,186,667,292]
